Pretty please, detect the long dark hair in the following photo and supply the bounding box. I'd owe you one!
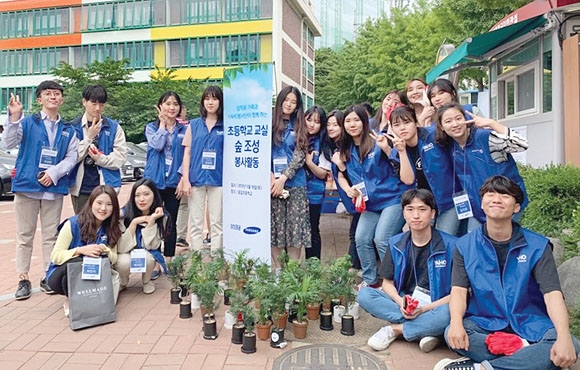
[372,90,409,131]
[435,102,465,149]
[156,91,183,120]
[199,85,223,120]
[78,185,122,247]
[123,178,170,239]
[323,109,343,161]
[427,78,458,106]
[272,86,308,151]
[340,104,373,163]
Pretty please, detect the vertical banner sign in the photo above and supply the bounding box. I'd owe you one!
[223,63,273,263]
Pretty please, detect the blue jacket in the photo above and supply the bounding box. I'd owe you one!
[451,128,528,223]
[457,225,554,342]
[331,163,357,214]
[186,117,224,187]
[306,136,326,204]
[393,126,459,213]
[389,228,456,301]
[144,121,188,189]
[271,118,307,188]
[12,113,75,194]
[45,216,108,280]
[344,143,410,212]
[69,116,122,188]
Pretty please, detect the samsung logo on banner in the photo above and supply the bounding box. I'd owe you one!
[243,226,261,235]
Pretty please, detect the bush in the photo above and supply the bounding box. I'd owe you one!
[519,164,580,237]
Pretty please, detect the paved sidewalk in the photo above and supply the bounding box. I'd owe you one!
[0,183,456,370]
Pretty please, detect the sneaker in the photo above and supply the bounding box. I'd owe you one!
[40,278,55,294]
[15,277,31,300]
[433,357,476,370]
[176,239,189,248]
[367,325,397,351]
[150,270,161,280]
[419,336,441,353]
[355,281,381,292]
[143,281,156,294]
[203,236,211,245]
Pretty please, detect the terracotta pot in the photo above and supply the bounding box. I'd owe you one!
[274,312,288,330]
[306,303,320,321]
[255,320,272,341]
[292,319,308,339]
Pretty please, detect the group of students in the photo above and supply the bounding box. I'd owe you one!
[270,78,578,369]
[3,80,225,308]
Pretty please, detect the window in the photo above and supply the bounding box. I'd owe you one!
[85,3,116,30]
[542,33,552,113]
[32,8,69,35]
[0,87,36,114]
[498,62,538,119]
[226,0,260,21]
[170,35,259,67]
[72,42,152,69]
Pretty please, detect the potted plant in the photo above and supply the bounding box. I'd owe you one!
[304,258,323,320]
[247,262,274,341]
[230,249,254,291]
[167,254,186,304]
[330,256,357,336]
[229,290,247,344]
[183,250,204,309]
[281,260,319,340]
[241,303,257,354]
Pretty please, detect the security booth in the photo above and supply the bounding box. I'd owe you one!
[427,0,580,167]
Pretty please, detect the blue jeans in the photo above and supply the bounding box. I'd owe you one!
[355,204,404,285]
[444,318,580,370]
[436,207,461,236]
[358,288,450,341]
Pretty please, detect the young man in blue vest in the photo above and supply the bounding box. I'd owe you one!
[358,189,456,353]
[435,176,579,370]
[69,85,127,214]
[3,81,78,300]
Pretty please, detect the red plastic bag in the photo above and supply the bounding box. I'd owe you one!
[485,332,525,355]
[353,196,366,213]
[403,295,419,315]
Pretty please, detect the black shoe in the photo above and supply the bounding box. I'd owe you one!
[15,278,31,300]
[203,237,211,245]
[40,278,55,294]
[150,270,162,280]
[176,239,189,248]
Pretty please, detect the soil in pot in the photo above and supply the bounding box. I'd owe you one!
[292,319,308,339]
[256,321,272,341]
[241,332,257,354]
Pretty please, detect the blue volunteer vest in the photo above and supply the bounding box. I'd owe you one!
[186,117,224,187]
[271,118,307,188]
[143,121,188,189]
[306,136,326,205]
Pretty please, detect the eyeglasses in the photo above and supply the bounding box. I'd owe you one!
[40,90,63,98]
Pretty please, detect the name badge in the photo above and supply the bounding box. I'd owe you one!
[165,158,173,177]
[130,249,147,273]
[39,147,57,169]
[82,256,102,280]
[411,286,431,307]
[453,190,473,220]
[273,157,288,178]
[353,182,369,202]
[201,151,217,170]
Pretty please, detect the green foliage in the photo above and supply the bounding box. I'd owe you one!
[167,254,187,289]
[280,259,321,322]
[50,59,207,143]
[186,253,225,313]
[230,249,256,289]
[246,261,275,324]
[519,164,580,237]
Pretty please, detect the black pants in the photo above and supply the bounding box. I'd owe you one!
[348,213,362,269]
[159,187,179,257]
[47,256,84,296]
[306,203,322,260]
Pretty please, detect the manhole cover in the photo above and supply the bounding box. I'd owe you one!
[273,344,388,370]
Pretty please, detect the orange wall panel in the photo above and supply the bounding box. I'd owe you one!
[0,34,81,49]
[563,34,580,166]
[0,0,81,12]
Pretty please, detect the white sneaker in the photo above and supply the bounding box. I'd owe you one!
[433,357,475,370]
[419,336,441,353]
[367,325,397,351]
[143,281,156,294]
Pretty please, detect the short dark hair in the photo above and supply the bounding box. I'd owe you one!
[82,85,108,103]
[401,189,438,216]
[35,80,64,98]
[479,175,524,205]
[389,105,417,126]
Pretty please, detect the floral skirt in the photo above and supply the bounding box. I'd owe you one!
[271,187,311,248]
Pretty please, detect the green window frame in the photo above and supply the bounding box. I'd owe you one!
[0,87,36,114]
[225,0,260,21]
[32,7,68,36]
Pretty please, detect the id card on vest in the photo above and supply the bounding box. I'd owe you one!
[201,150,217,170]
[130,249,147,273]
[453,190,473,220]
[82,256,102,280]
[39,147,58,169]
[273,157,288,178]
[353,182,370,202]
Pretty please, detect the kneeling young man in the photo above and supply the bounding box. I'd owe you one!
[436,175,579,370]
[358,189,456,353]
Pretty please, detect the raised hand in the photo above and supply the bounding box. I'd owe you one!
[369,130,394,153]
[155,105,168,128]
[8,93,23,121]
[87,116,102,140]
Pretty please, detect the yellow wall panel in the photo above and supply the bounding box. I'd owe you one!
[154,41,166,68]
[151,20,273,40]
[171,67,225,80]
[260,34,273,63]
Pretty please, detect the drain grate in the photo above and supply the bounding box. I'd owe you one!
[272,344,388,370]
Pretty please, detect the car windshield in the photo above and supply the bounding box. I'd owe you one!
[127,142,147,156]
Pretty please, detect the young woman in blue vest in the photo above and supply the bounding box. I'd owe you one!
[332,104,410,290]
[115,178,169,294]
[427,78,480,118]
[371,90,409,134]
[178,85,224,254]
[434,102,528,234]
[270,86,310,268]
[143,91,188,268]
[406,78,435,127]
[46,185,122,317]
[304,106,331,260]
[388,106,462,236]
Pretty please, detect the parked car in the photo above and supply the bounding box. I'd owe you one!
[0,149,15,197]
[121,142,147,181]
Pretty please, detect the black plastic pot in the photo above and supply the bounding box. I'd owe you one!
[170,288,181,304]
[241,332,257,354]
[270,327,285,348]
[340,314,355,336]
[203,315,218,340]
[223,288,232,306]
[179,284,188,298]
[231,323,245,344]
[319,310,334,331]
[330,298,341,314]
[179,301,192,319]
